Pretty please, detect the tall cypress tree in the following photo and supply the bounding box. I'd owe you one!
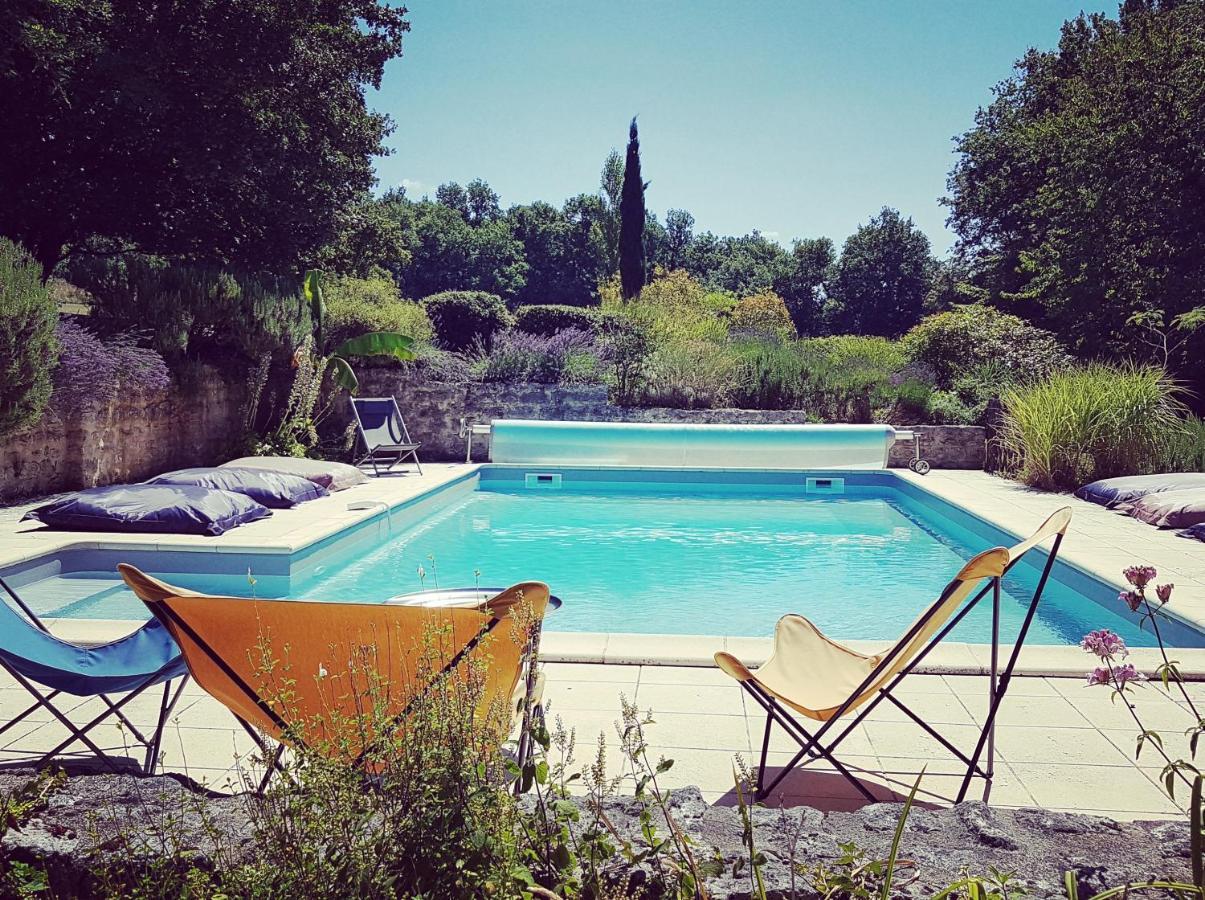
[619,117,647,299]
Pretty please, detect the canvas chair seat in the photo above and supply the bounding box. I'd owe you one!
[0,575,190,775]
[717,508,1073,803]
[119,566,553,791]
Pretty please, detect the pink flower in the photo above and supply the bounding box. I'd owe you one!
[1156,583,1174,603]
[1086,664,1145,689]
[1081,629,1129,660]
[1119,590,1143,612]
[1113,663,1145,688]
[1124,565,1157,589]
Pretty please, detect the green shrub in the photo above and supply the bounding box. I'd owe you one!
[422,290,512,352]
[729,342,812,410]
[1001,364,1187,490]
[0,238,59,437]
[903,304,1071,387]
[1165,416,1205,472]
[640,340,739,408]
[925,389,981,425]
[323,274,433,349]
[59,255,310,364]
[729,289,795,338]
[513,303,598,336]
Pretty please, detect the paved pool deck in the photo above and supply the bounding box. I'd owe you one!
[0,465,1202,819]
[0,661,1196,821]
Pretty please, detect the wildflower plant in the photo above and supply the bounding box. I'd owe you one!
[1082,565,1205,806]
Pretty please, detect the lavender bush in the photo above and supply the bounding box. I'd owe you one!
[475,328,605,385]
[51,320,171,414]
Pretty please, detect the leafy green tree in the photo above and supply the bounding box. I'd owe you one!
[0,0,408,277]
[619,118,648,299]
[393,201,528,304]
[642,212,668,281]
[599,150,625,274]
[663,209,695,270]
[314,196,411,278]
[773,237,835,336]
[465,179,502,225]
[435,183,471,219]
[826,208,934,337]
[944,0,1205,387]
[685,231,791,296]
[507,200,607,307]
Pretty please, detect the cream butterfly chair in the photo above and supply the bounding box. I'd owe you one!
[716,507,1073,802]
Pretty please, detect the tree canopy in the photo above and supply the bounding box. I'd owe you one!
[826,208,933,337]
[0,0,409,276]
[945,0,1205,374]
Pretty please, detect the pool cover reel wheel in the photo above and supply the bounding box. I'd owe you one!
[908,457,931,475]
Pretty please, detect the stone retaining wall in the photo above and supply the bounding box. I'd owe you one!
[0,367,245,503]
[0,772,1188,898]
[352,373,987,469]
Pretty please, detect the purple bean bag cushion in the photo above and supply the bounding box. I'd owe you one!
[148,467,328,509]
[220,456,369,492]
[22,484,271,536]
[1127,489,1205,529]
[1074,473,1205,509]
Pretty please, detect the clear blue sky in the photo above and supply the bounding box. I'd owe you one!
[371,1,1112,255]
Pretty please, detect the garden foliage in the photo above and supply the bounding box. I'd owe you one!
[1001,365,1188,491]
[60,255,311,366]
[0,238,58,437]
[322,273,433,349]
[514,303,599,336]
[422,290,514,352]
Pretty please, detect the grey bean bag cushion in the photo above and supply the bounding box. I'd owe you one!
[1075,473,1205,508]
[1128,489,1205,529]
[23,484,271,536]
[149,467,328,509]
[220,456,369,492]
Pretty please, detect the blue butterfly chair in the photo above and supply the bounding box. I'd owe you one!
[0,576,189,774]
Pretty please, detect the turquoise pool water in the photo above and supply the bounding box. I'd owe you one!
[7,469,1193,647]
[288,483,1161,646]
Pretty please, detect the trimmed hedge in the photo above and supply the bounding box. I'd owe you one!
[513,304,598,336]
[422,290,513,352]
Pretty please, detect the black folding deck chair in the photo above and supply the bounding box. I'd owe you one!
[715,507,1073,804]
[0,575,190,775]
[350,397,423,476]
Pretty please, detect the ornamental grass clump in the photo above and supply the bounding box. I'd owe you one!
[1000,364,1187,491]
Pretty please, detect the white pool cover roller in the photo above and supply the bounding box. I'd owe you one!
[488,420,904,469]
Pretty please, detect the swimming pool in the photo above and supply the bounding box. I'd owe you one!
[5,467,1200,647]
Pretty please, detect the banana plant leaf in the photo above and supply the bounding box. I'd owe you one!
[328,356,359,394]
[332,331,416,362]
[304,269,325,350]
